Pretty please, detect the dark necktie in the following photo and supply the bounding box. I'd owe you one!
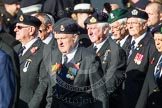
[128,40,135,59]
[93,46,98,52]
[154,57,162,82]
[116,40,120,46]
[18,46,26,57]
[63,55,68,64]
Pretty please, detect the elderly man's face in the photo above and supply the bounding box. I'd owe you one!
[127,18,146,38]
[154,33,162,53]
[37,15,52,40]
[87,24,107,44]
[14,23,32,44]
[55,33,78,55]
[110,21,127,40]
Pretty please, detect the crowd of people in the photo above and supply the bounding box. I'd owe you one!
[0,0,162,108]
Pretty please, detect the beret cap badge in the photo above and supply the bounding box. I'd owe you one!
[60,25,65,32]
[90,6,93,11]
[110,13,114,19]
[19,15,24,22]
[7,18,10,22]
[90,17,97,23]
[131,9,138,15]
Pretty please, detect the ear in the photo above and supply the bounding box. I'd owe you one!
[29,26,36,36]
[103,26,109,35]
[160,13,162,21]
[73,34,78,41]
[46,24,53,33]
[142,22,148,29]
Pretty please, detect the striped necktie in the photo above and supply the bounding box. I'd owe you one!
[18,46,26,57]
[154,57,162,82]
[128,40,135,59]
[63,55,68,64]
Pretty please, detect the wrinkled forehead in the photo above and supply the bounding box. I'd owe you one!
[55,33,74,38]
[154,33,162,38]
[16,23,29,26]
[127,17,139,22]
[86,23,99,28]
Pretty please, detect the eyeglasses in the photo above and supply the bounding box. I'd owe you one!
[15,25,30,30]
[126,22,140,25]
[111,26,121,31]
[39,29,46,33]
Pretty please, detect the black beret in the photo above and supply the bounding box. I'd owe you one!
[16,14,41,29]
[54,18,79,34]
[127,7,148,20]
[84,12,108,25]
[2,0,20,4]
[152,25,162,34]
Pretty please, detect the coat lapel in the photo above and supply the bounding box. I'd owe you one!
[122,35,132,56]
[20,39,42,64]
[73,46,82,64]
[97,39,110,57]
[127,32,153,65]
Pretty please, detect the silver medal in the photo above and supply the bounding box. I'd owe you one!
[23,67,27,72]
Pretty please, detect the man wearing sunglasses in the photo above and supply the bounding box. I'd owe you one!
[35,13,56,47]
[14,14,48,108]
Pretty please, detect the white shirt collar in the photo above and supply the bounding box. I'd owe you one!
[42,33,53,44]
[22,37,38,55]
[62,44,78,63]
[132,32,146,48]
[120,35,129,47]
[94,37,109,53]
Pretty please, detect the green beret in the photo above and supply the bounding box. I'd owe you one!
[108,8,128,24]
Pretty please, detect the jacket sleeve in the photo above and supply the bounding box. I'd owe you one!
[104,44,126,94]
[135,68,150,108]
[89,55,109,108]
[0,52,16,108]
[28,59,49,108]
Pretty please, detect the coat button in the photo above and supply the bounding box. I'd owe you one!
[152,101,155,105]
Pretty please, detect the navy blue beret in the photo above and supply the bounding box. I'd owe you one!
[54,17,79,34]
[16,14,41,29]
[2,0,20,4]
[84,12,108,25]
[127,7,148,20]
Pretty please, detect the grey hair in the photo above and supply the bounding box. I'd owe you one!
[137,18,147,24]
[35,13,54,28]
[96,22,109,35]
[97,22,109,28]
[117,18,127,25]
